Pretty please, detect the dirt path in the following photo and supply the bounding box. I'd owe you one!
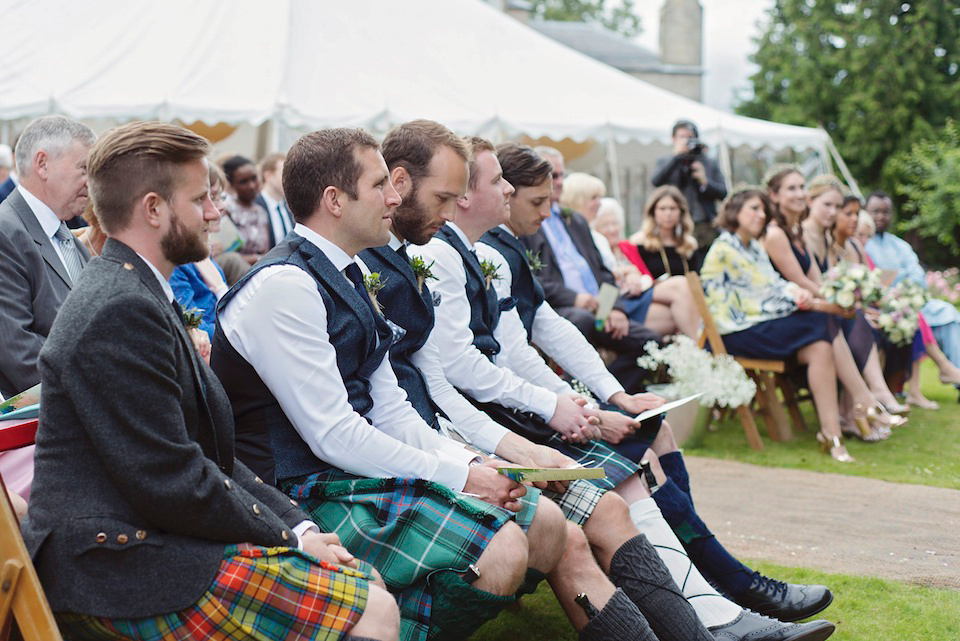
[684,456,960,590]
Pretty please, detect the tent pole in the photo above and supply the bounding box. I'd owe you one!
[605,128,622,206]
[821,129,861,199]
[717,125,733,190]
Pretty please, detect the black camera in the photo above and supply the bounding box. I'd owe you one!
[685,138,705,156]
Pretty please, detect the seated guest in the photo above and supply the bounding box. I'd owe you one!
[559,172,613,265]
[222,155,271,264]
[865,191,960,397]
[764,167,904,438]
[22,121,399,641]
[76,202,107,257]
[255,152,295,248]
[701,187,861,462]
[170,163,230,342]
[213,128,571,641]
[628,185,703,278]
[591,197,657,299]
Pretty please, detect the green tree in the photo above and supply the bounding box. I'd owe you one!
[739,1,960,191]
[890,119,960,256]
[527,0,642,39]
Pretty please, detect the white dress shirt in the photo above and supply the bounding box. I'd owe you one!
[260,191,293,243]
[18,184,73,272]
[411,223,558,421]
[356,234,511,454]
[478,228,625,403]
[219,224,476,492]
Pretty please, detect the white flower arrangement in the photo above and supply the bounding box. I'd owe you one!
[819,261,883,309]
[569,379,598,403]
[637,335,757,408]
[874,280,929,346]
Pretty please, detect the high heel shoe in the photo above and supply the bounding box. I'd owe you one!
[817,432,855,462]
[868,403,908,429]
[849,404,891,442]
[879,398,910,415]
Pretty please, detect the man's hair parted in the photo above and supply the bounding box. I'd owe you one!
[462,136,495,190]
[381,120,467,183]
[87,121,210,234]
[283,128,379,223]
[496,142,552,190]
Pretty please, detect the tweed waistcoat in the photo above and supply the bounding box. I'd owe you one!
[481,227,545,341]
[212,234,392,483]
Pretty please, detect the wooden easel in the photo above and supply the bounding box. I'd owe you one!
[0,469,62,641]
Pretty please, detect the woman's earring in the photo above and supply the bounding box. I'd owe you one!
[675,223,682,238]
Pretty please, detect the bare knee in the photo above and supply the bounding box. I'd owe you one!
[475,521,529,594]
[582,492,637,570]
[527,496,567,570]
[798,339,831,365]
[351,583,400,641]
[650,420,679,454]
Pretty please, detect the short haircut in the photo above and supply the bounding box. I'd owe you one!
[595,197,624,228]
[857,211,876,235]
[672,119,699,138]
[0,144,12,169]
[87,121,210,234]
[560,172,605,214]
[208,162,227,192]
[496,142,552,190]
[259,152,285,176]
[534,146,563,164]
[865,190,891,205]
[15,115,96,179]
[462,136,495,190]
[381,119,467,184]
[283,128,378,223]
[222,155,255,185]
[716,186,771,234]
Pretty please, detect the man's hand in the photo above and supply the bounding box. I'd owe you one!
[604,309,629,340]
[516,445,579,493]
[574,292,599,313]
[463,461,527,512]
[690,161,708,187]
[301,531,358,568]
[621,271,653,297]
[596,409,641,445]
[609,391,665,416]
[188,327,211,364]
[548,394,601,443]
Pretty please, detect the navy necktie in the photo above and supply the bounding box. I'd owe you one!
[344,262,378,318]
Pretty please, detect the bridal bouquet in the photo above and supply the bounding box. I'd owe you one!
[819,262,883,309]
[637,335,756,408]
[874,280,928,346]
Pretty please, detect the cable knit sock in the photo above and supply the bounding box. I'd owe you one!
[628,497,741,628]
[658,450,692,497]
[578,588,658,641]
[651,477,754,597]
[606,534,714,641]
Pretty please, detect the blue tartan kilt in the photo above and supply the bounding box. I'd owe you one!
[545,433,640,491]
[281,470,539,641]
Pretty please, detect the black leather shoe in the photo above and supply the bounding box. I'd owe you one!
[709,610,835,641]
[736,572,833,622]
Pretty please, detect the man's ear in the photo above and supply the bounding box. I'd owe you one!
[321,185,343,218]
[34,151,48,181]
[457,193,469,211]
[390,166,411,200]
[140,192,164,229]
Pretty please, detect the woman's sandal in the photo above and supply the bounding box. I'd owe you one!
[817,432,855,463]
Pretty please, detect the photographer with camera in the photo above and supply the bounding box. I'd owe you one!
[651,120,727,257]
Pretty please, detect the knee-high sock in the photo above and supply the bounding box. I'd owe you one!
[628,498,741,628]
[651,475,755,598]
[658,450,692,496]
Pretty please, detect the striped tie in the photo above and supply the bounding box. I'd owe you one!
[54,222,85,285]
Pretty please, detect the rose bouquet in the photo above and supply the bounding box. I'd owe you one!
[637,335,756,409]
[874,280,929,346]
[819,261,883,309]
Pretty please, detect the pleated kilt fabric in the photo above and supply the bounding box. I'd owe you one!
[545,433,640,491]
[57,543,371,641]
[282,472,539,641]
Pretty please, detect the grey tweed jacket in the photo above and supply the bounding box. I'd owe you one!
[0,188,90,398]
[21,239,310,619]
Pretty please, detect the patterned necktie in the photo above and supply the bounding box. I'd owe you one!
[344,262,378,318]
[396,243,409,263]
[54,222,85,285]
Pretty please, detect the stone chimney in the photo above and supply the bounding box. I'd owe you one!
[659,0,703,68]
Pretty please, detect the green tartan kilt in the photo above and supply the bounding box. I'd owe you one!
[282,471,539,641]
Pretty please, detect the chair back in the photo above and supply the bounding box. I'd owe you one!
[686,272,729,355]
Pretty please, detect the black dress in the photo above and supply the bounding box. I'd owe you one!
[635,245,702,280]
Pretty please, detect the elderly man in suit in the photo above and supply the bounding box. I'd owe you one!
[0,143,15,203]
[21,121,399,641]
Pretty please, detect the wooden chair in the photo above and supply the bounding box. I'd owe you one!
[686,272,807,449]
[0,418,63,641]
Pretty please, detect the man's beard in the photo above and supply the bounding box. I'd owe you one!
[161,211,208,265]
[392,183,437,246]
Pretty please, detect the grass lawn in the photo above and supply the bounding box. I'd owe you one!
[471,561,960,641]
[683,360,960,490]
[471,361,960,639]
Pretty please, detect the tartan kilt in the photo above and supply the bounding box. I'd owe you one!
[541,478,607,527]
[282,471,539,641]
[57,543,371,641]
[545,433,639,491]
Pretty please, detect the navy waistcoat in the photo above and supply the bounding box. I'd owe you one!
[480,227,546,341]
[211,234,392,483]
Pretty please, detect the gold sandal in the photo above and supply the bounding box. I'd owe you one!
[817,432,855,463]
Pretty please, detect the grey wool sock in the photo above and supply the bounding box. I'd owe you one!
[579,588,657,641]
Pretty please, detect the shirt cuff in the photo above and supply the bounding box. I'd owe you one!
[596,377,626,405]
[431,451,473,492]
[292,519,320,551]
[528,387,559,422]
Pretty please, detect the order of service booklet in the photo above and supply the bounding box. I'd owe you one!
[0,383,41,420]
[634,393,703,422]
[498,466,607,483]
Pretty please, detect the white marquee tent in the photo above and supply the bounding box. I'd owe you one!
[0,0,854,197]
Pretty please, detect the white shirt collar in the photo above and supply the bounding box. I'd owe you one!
[260,190,279,213]
[388,232,405,251]
[137,253,175,303]
[446,222,473,250]
[17,184,62,239]
[497,223,517,237]
[293,223,354,272]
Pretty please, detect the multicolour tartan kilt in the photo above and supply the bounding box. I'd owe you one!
[282,471,540,641]
[545,432,639,491]
[541,478,607,526]
[57,543,371,641]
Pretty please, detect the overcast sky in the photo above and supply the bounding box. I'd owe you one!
[633,0,774,111]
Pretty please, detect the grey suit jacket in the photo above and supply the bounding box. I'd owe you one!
[21,239,310,618]
[0,189,90,398]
